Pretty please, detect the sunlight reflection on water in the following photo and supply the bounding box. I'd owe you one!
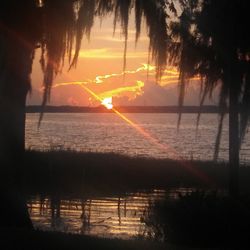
[27,189,192,239]
[25,113,250,163]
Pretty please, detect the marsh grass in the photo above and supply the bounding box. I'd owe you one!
[2,150,250,249]
[144,190,250,247]
[13,149,249,197]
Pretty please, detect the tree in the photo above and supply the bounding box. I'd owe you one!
[0,0,170,163]
[169,0,250,196]
[0,0,171,228]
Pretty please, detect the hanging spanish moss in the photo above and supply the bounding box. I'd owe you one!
[168,0,250,160]
[37,0,170,120]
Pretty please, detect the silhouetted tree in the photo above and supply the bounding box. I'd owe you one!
[0,0,171,163]
[169,0,250,196]
[0,0,172,228]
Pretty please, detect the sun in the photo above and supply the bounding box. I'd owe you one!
[101,97,113,110]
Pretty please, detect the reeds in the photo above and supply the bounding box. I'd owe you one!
[14,149,249,197]
[144,190,250,247]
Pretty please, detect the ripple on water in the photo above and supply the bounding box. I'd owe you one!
[27,189,193,239]
[26,113,250,163]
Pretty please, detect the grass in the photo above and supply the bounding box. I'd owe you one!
[1,150,250,249]
[17,150,250,197]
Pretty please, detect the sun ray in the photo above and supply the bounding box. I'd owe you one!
[43,77,212,185]
[78,84,213,186]
[47,64,210,184]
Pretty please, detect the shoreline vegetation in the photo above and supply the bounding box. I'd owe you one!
[18,150,250,196]
[0,228,173,250]
[20,150,250,196]
[2,150,250,249]
[25,105,228,114]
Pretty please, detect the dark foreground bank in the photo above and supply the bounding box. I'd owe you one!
[144,190,250,248]
[19,150,250,196]
[1,150,250,249]
[0,228,171,250]
[1,227,228,250]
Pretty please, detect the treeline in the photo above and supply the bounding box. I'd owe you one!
[26,105,228,113]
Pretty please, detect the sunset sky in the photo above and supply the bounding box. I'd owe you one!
[28,13,217,107]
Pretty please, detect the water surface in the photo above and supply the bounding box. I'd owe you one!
[28,189,192,239]
[26,113,250,163]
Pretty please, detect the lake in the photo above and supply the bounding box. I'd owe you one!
[27,189,193,239]
[25,112,244,239]
[25,113,250,163]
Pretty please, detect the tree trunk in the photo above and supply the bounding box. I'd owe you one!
[228,62,240,197]
[0,31,33,228]
[229,85,239,197]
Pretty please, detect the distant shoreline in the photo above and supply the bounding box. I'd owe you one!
[26,105,228,113]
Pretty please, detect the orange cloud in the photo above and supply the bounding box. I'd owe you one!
[76,48,148,59]
[48,63,201,107]
[98,81,144,100]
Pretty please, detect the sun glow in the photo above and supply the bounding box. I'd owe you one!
[79,85,213,186]
[49,71,211,186]
[101,97,113,109]
[49,63,202,107]
[50,64,155,105]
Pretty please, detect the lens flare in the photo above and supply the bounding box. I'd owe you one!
[79,85,213,186]
[49,66,212,186]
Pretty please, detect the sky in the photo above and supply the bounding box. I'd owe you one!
[28,13,218,107]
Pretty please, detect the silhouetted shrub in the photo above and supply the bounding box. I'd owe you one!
[144,190,250,247]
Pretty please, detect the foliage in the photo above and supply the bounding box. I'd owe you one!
[0,0,175,112]
[168,0,250,157]
[1,1,249,143]
[144,190,250,247]
[9,149,250,196]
